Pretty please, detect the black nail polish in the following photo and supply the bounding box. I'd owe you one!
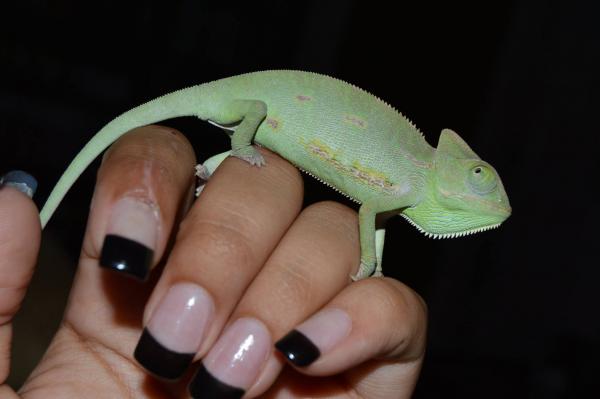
[134,328,194,380]
[188,363,245,399]
[275,329,321,367]
[0,170,37,198]
[99,234,153,280]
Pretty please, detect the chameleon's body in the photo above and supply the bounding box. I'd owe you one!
[40,70,511,279]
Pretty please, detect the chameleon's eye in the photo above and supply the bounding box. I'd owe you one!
[468,165,497,194]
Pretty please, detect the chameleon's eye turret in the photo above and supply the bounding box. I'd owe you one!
[468,165,497,195]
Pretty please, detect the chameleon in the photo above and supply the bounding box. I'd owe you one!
[39,70,511,280]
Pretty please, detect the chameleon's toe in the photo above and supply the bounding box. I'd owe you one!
[373,262,384,277]
[195,164,211,180]
[372,269,384,278]
[351,260,377,281]
[194,164,210,197]
[232,146,266,167]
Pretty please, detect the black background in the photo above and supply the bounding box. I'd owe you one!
[1,1,599,397]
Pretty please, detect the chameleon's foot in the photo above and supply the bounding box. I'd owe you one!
[194,164,210,197]
[373,262,384,278]
[232,146,266,167]
[351,260,377,281]
[195,164,211,180]
[372,269,384,278]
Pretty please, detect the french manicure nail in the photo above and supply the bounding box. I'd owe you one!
[99,197,157,280]
[0,170,37,198]
[188,317,271,399]
[275,307,352,367]
[135,283,214,380]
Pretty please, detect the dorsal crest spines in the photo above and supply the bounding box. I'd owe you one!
[248,69,425,139]
[320,72,424,138]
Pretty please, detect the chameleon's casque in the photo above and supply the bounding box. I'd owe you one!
[40,70,511,279]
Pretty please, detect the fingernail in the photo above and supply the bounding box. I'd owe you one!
[99,197,157,280]
[189,317,271,399]
[134,283,214,380]
[0,170,37,198]
[275,307,351,367]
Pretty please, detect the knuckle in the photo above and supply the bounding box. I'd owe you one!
[304,200,354,218]
[179,217,256,268]
[103,125,196,172]
[365,278,412,320]
[96,126,196,197]
[302,201,358,233]
[388,278,428,320]
[272,256,317,312]
[260,149,303,187]
[295,202,360,272]
[386,280,428,359]
[359,278,428,359]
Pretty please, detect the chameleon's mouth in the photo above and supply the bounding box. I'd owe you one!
[399,213,503,239]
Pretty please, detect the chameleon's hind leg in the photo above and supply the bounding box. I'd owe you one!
[195,99,267,195]
[226,100,267,166]
[373,228,386,277]
[195,150,231,196]
[351,227,385,280]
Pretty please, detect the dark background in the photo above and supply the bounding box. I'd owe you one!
[1,0,598,397]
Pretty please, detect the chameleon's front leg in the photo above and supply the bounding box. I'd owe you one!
[374,227,386,276]
[353,204,379,280]
[353,198,408,280]
[227,99,267,166]
[203,99,267,166]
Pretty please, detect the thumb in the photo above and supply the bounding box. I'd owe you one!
[0,171,40,386]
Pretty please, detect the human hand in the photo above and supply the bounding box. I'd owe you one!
[1,126,427,398]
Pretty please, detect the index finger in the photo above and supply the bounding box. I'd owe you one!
[62,125,198,359]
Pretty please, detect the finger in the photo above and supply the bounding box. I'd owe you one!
[63,126,196,358]
[0,172,40,384]
[83,125,197,281]
[133,148,304,381]
[188,201,360,398]
[274,277,427,399]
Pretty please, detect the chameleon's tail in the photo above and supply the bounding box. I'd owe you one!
[40,84,206,228]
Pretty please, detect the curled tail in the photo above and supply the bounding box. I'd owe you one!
[40,85,206,228]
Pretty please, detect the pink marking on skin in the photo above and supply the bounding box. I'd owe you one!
[266,118,279,129]
[306,142,403,192]
[345,115,366,128]
[296,95,312,101]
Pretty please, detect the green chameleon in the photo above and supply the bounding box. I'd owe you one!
[40,70,511,280]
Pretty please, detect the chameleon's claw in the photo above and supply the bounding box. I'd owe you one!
[351,260,378,281]
[372,269,384,278]
[195,164,210,197]
[373,261,384,277]
[231,146,266,167]
[195,164,211,180]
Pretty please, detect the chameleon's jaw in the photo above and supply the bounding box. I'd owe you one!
[400,213,504,239]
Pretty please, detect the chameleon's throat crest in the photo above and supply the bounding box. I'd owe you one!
[400,212,502,239]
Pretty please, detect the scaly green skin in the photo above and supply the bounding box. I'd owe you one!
[40,70,512,280]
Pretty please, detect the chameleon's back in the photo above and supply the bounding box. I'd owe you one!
[41,70,435,227]
[204,71,434,203]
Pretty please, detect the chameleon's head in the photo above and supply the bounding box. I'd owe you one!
[402,129,511,238]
